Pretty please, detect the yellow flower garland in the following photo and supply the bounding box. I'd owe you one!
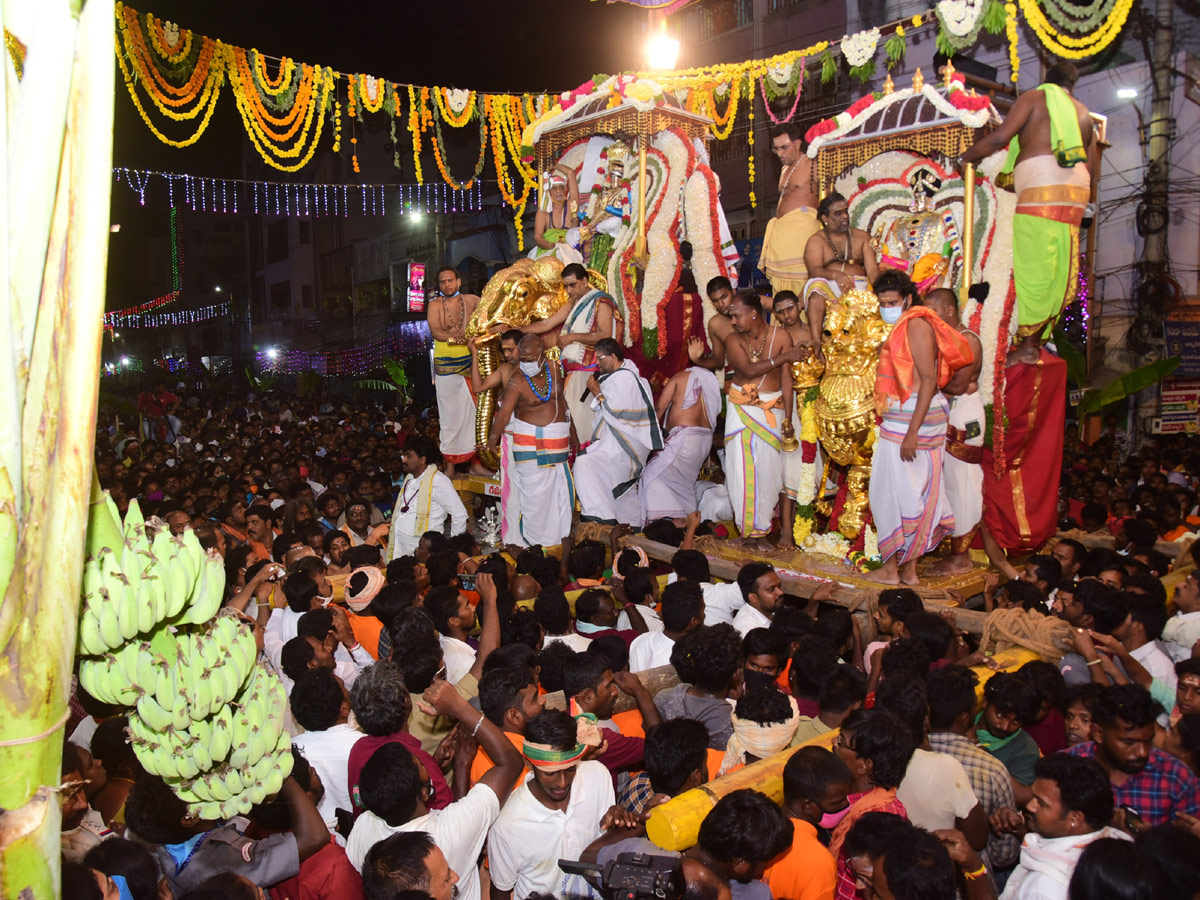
[253,50,293,96]
[231,64,334,172]
[746,81,756,208]
[146,12,191,64]
[1005,2,1021,83]
[433,87,476,128]
[408,84,425,184]
[1018,0,1134,57]
[358,74,386,114]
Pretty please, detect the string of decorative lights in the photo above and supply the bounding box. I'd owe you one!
[103,290,182,328]
[106,300,230,332]
[112,167,486,216]
[257,320,432,376]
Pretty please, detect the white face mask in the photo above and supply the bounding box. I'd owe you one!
[519,361,541,376]
[317,593,334,608]
[880,305,905,325]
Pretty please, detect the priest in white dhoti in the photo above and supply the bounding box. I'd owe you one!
[641,367,721,523]
[574,339,662,526]
[388,435,470,561]
[427,267,480,476]
[555,262,622,442]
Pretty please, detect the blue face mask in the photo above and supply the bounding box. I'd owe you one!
[879,305,905,325]
[111,875,135,900]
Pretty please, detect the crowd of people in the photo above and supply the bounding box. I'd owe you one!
[60,372,1200,900]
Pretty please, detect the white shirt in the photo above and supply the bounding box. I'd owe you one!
[896,748,980,832]
[732,602,772,636]
[290,723,363,828]
[617,604,664,633]
[440,635,477,686]
[701,581,745,626]
[544,633,593,653]
[388,466,469,561]
[1128,642,1177,726]
[629,631,676,673]
[1163,609,1200,662]
[487,761,614,900]
[346,783,501,900]
[999,828,1130,900]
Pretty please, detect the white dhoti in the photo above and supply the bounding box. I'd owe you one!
[724,390,784,539]
[697,480,735,523]
[641,426,713,522]
[575,360,662,527]
[944,391,985,543]
[500,430,521,545]
[509,419,574,548]
[433,340,477,465]
[781,400,822,503]
[563,368,596,443]
[870,395,955,564]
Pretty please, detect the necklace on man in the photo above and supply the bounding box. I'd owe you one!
[823,229,851,264]
[746,328,769,363]
[398,476,420,514]
[525,363,552,402]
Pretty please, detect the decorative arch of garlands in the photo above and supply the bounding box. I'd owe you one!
[115,0,1133,237]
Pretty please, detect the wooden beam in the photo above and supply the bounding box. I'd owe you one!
[1056,530,1185,559]
[627,536,991,636]
[541,664,681,715]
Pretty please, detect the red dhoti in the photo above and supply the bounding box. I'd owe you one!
[981,349,1066,551]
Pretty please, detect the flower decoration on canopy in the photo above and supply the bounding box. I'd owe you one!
[1018,0,1135,58]
[937,0,985,37]
[842,27,880,82]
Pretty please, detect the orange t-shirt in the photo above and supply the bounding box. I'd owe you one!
[347,610,383,659]
[468,731,526,790]
[610,709,646,739]
[705,748,726,780]
[764,817,837,900]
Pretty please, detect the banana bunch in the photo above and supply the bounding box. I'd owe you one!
[173,615,258,722]
[76,497,226,657]
[168,737,295,821]
[228,665,289,771]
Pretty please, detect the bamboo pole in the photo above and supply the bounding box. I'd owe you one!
[959,162,976,307]
[636,140,648,260]
[0,1,114,894]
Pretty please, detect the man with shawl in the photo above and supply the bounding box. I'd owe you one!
[387,435,469,562]
[574,338,663,526]
[864,271,972,586]
[641,366,722,523]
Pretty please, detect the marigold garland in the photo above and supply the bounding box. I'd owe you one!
[408,84,425,184]
[230,62,334,172]
[359,74,386,114]
[1017,0,1133,57]
[431,103,488,190]
[433,86,476,128]
[746,83,756,209]
[147,13,191,64]
[1005,3,1021,83]
[253,50,293,95]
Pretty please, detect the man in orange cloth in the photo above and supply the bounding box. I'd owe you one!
[863,271,972,586]
[981,330,1068,560]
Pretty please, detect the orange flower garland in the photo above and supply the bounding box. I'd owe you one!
[408,84,425,184]
[433,86,476,128]
[348,78,359,172]
[229,60,334,172]
[431,103,487,189]
[147,13,191,64]
[359,74,386,115]
[253,50,293,96]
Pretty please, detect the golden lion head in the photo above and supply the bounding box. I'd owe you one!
[467,257,571,338]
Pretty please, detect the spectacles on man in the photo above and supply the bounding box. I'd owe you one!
[835,732,858,754]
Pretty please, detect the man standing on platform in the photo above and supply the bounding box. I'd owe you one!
[687,276,736,377]
[555,262,622,443]
[959,62,1095,344]
[772,291,819,550]
[428,266,480,477]
[641,365,722,523]
[470,329,523,543]
[802,192,880,355]
[926,288,983,577]
[574,339,662,526]
[761,125,821,299]
[486,335,577,549]
[864,271,971,585]
[724,291,795,547]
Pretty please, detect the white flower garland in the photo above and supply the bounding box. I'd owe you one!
[841,27,881,68]
[684,170,723,332]
[803,532,852,559]
[446,88,471,116]
[806,86,994,158]
[767,61,793,89]
[637,132,691,347]
[937,0,985,36]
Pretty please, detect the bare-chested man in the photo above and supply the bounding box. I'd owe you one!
[471,328,523,542]
[486,335,577,548]
[959,61,1097,349]
[723,290,795,546]
[761,124,821,298]
[640,364,723,524]
[802,192,880,359]
[687,276,737,379]
[864,272,971,585]
[924,289,983,576]
[771,291,822,549]
[428,266,481,477]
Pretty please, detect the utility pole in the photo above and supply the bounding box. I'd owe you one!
[1142,0,1174,271]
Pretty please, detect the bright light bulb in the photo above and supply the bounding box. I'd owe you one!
[266,347,279,360]
[647,32,680,70]
[1117,87,1137,99]
[410,211,423,223]
[120,356,130,366]
[214,285,223,292]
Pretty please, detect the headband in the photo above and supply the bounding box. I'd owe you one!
[346,565,385,611]
[522,740,588,772]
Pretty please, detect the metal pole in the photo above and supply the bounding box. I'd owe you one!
[636,141,648,259]
[959,162,976,307]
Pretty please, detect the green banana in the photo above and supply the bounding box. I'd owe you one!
[96,589,123,649]
[136,694,173,733]
[76,609,108,657]
[86,488,124,563]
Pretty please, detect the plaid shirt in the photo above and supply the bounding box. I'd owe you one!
[1067,742,1200,827]
[929,731,1020,869]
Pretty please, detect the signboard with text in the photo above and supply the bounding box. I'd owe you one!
[1155,376,1200,434]
[1163,320,1200,376]
[407,262,426,313]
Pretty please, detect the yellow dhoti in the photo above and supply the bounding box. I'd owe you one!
[761,206,819,297]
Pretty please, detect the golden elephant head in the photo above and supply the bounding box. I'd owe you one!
[466,257,572,339]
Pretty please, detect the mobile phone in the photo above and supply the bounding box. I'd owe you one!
[1121,805,1145,832]
[459,573,477,592]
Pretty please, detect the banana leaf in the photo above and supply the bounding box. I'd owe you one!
[383,357,410,389]
[354,379,398,392]
[1077,358,1181,418]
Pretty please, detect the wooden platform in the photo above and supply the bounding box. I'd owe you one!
[627,535,992,636]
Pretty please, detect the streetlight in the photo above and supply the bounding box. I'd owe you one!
[1117,87,1138,99]
[214,285,223,293]
[120,356,130,367]
[646,22,680,70]
[410,211,423,223]
[265,347,279,360]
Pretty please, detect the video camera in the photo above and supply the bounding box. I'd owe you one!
[559,852,685,900]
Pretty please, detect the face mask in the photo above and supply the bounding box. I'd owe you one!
[317,593,334,608]
[519,361,541,376]
[880,305,905,325]
[819,805,852,830]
